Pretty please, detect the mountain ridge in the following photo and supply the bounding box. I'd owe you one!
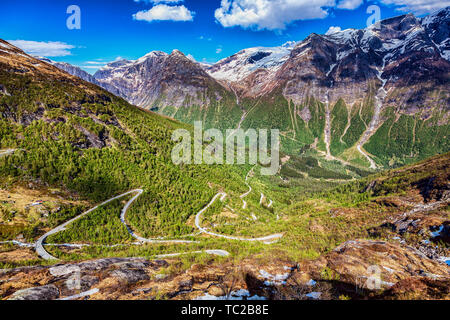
[20,7,450,169]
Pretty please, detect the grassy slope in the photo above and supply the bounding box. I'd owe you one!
[365,107,449,167]
[0,46,448,268]
[172,79,448,170]
[47,152,449,264]
[0,58,246,242]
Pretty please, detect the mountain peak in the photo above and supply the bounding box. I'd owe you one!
[135,51,167,63]
[282,41,298,48]
[422,6,450,26]
[99,59,132,71]
[171,49,185,57]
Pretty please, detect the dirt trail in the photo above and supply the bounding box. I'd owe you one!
[240,166,255,209]
[0,149,16,157]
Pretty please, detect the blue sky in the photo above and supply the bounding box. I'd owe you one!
[0,0,446,73]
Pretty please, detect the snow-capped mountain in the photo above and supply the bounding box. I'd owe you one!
[41,7,449,112]
[92,52,169,104]
[34,50,228,111]
[92,50,230,111]
[422,6,450,60]
[273,9,450,109]
[26,7,449,168]
[205,41,297,82]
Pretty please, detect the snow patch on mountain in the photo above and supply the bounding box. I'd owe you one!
[206,42,297,82]
[0,42,13,50]
[324,28,359,44]
[422,6,450,28]
[321,8,450,63]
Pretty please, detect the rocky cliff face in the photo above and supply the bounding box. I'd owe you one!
[43,8,449,113]
[92,50,230,113]
[248,10,450,109]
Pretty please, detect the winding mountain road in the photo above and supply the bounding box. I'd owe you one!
[35,189,145,260]
[240,166,255,209]
[194,192,283,243]
[34,168,281,260]
[0,149,16,157]
[36,189,198,260]
[119,190,196,244]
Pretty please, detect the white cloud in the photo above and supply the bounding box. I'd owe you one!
[133,4,194,22]
[134,0,183,3]
[85,61,106,65]
[214,0,335,31]
[216,47,223,54]
[198,36,213,41]
[379,0,450,15]
[7,40,75,57]
[325,26,342,35]
[337,0,363,10]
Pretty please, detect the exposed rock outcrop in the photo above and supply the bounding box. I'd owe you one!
[9,284,59,300]
[276,239,449,300]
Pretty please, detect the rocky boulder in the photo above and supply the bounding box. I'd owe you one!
[9,284,59,300]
